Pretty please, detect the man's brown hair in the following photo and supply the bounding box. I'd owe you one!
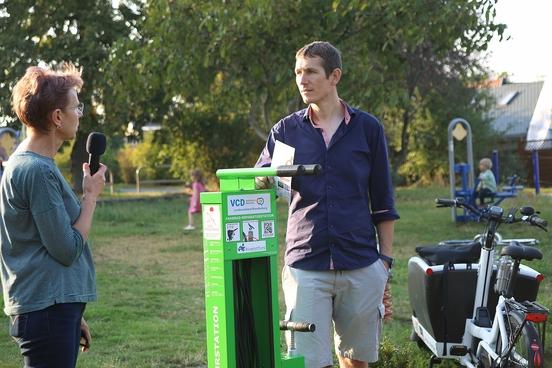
[11,63,83,133]
[296,41,342,78]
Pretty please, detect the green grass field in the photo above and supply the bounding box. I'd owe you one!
[0,187,550,367]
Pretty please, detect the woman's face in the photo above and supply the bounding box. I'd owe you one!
[58,89,82,140]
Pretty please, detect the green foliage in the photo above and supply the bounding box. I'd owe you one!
[116,133,170,184]
[54,140,74,183]
[0,0,140,190]
[3,1,507,183]
[103,0,505,183]
[162,103,262,185]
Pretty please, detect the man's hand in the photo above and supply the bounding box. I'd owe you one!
[382,281,393,321]
[80,318,91,352]
[255,176,274,189]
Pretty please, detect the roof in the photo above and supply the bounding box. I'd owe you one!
[486,81,544,138]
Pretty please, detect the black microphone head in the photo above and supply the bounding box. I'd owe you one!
[86,132,107,155]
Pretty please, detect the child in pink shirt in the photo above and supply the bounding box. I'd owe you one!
[184,169,206,230]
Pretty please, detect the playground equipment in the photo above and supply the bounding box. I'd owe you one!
[200,164,320,368]
[448,118,521,222]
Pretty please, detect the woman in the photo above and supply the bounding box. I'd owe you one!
[0,64,106,367]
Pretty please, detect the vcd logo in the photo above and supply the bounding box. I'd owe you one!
[229,198,246,207]
[256,198,264,205]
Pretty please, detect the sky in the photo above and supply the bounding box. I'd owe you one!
[485,0,552,82]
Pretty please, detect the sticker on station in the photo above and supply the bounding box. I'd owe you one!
[202,205,221,240]
[227,193,271,216]
[237,241,266,254]
[261,220,275,238]
[225,223,241,242]
[242,220,259,242]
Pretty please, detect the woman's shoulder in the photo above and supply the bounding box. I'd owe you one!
[5,152,58,184]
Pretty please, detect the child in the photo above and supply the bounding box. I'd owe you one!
[476,158,497,206]
[184,169,206,230]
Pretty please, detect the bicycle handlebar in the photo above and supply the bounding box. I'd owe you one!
[435,198,547,231]
[216,164,322,179]
[275,164,322,177]
[435,198,460,207]
[524,215,548,229]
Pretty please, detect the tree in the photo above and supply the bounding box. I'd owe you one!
[0,0,140,191]
[105,0,506,184]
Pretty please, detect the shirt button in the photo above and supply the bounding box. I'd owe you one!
[329,225,334,229]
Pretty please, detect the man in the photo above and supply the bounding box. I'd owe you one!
[256,41,399,368]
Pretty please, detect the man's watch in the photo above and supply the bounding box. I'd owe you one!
[379,254,395,269]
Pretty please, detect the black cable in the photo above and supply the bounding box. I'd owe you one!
[234,259,260,367]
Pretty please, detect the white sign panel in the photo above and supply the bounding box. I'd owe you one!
[272,140,295,204]
[225,223,240,242]
[242,220,259,242]
[261,220,275,238]
[202,205,221,240]
[237,241,266,254]
[227,193,271,216]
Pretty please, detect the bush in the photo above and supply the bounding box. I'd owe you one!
[163,104,261,186]
[116,133,172,184]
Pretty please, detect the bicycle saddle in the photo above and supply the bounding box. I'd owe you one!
[500,241,543,261]
[415,241,481,265]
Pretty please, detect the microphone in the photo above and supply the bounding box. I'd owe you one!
[86,132,106,175]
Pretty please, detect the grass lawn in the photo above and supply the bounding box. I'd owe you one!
[0,186,550,367]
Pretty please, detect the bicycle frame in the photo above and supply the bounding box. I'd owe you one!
[410,200,548,367]
[465,296,519,367]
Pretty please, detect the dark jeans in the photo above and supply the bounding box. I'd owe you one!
[478,188,494,205]
[9,303,85,368]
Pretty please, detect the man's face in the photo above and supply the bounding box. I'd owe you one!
[295,56,338,105]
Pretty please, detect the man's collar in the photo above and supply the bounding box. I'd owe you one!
[302,100,354,124]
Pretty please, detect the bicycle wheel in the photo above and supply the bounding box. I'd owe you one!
[496,310,544,367]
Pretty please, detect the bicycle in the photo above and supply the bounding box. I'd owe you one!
[408,198,549,368]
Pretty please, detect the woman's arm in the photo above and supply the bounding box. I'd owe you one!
[73,163,107,240]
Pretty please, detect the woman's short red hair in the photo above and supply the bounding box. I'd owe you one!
[11,63,83,133]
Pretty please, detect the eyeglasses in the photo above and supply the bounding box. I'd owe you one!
[75,102,84,115]
[67,102,84,115]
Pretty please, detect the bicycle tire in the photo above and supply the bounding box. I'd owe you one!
[496,310,544,367]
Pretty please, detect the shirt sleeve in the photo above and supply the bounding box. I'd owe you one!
[28,164,84,267]
[367,119,400,225]
[255,121,284,168]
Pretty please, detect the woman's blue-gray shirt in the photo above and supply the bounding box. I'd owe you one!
[0,151,96,316]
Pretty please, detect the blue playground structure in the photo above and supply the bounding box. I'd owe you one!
[448,118,522,222]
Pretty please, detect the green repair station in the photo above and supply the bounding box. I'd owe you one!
[200,165,321,368]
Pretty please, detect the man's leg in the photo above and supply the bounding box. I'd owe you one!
[333,260,388,368]
[282,266,334,368]
[338,355,368,368]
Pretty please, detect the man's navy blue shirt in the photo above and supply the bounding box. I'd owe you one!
[256,103,399,271]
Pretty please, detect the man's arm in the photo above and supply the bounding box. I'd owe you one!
[376,219,395,269]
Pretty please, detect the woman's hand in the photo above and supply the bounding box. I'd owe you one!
[82,163,107,202]
[80,317,92,352]
[74,163,107,240]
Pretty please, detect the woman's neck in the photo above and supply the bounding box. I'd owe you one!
[18,129,62,158]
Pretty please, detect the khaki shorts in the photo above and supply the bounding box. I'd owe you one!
[282,261,389,368]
